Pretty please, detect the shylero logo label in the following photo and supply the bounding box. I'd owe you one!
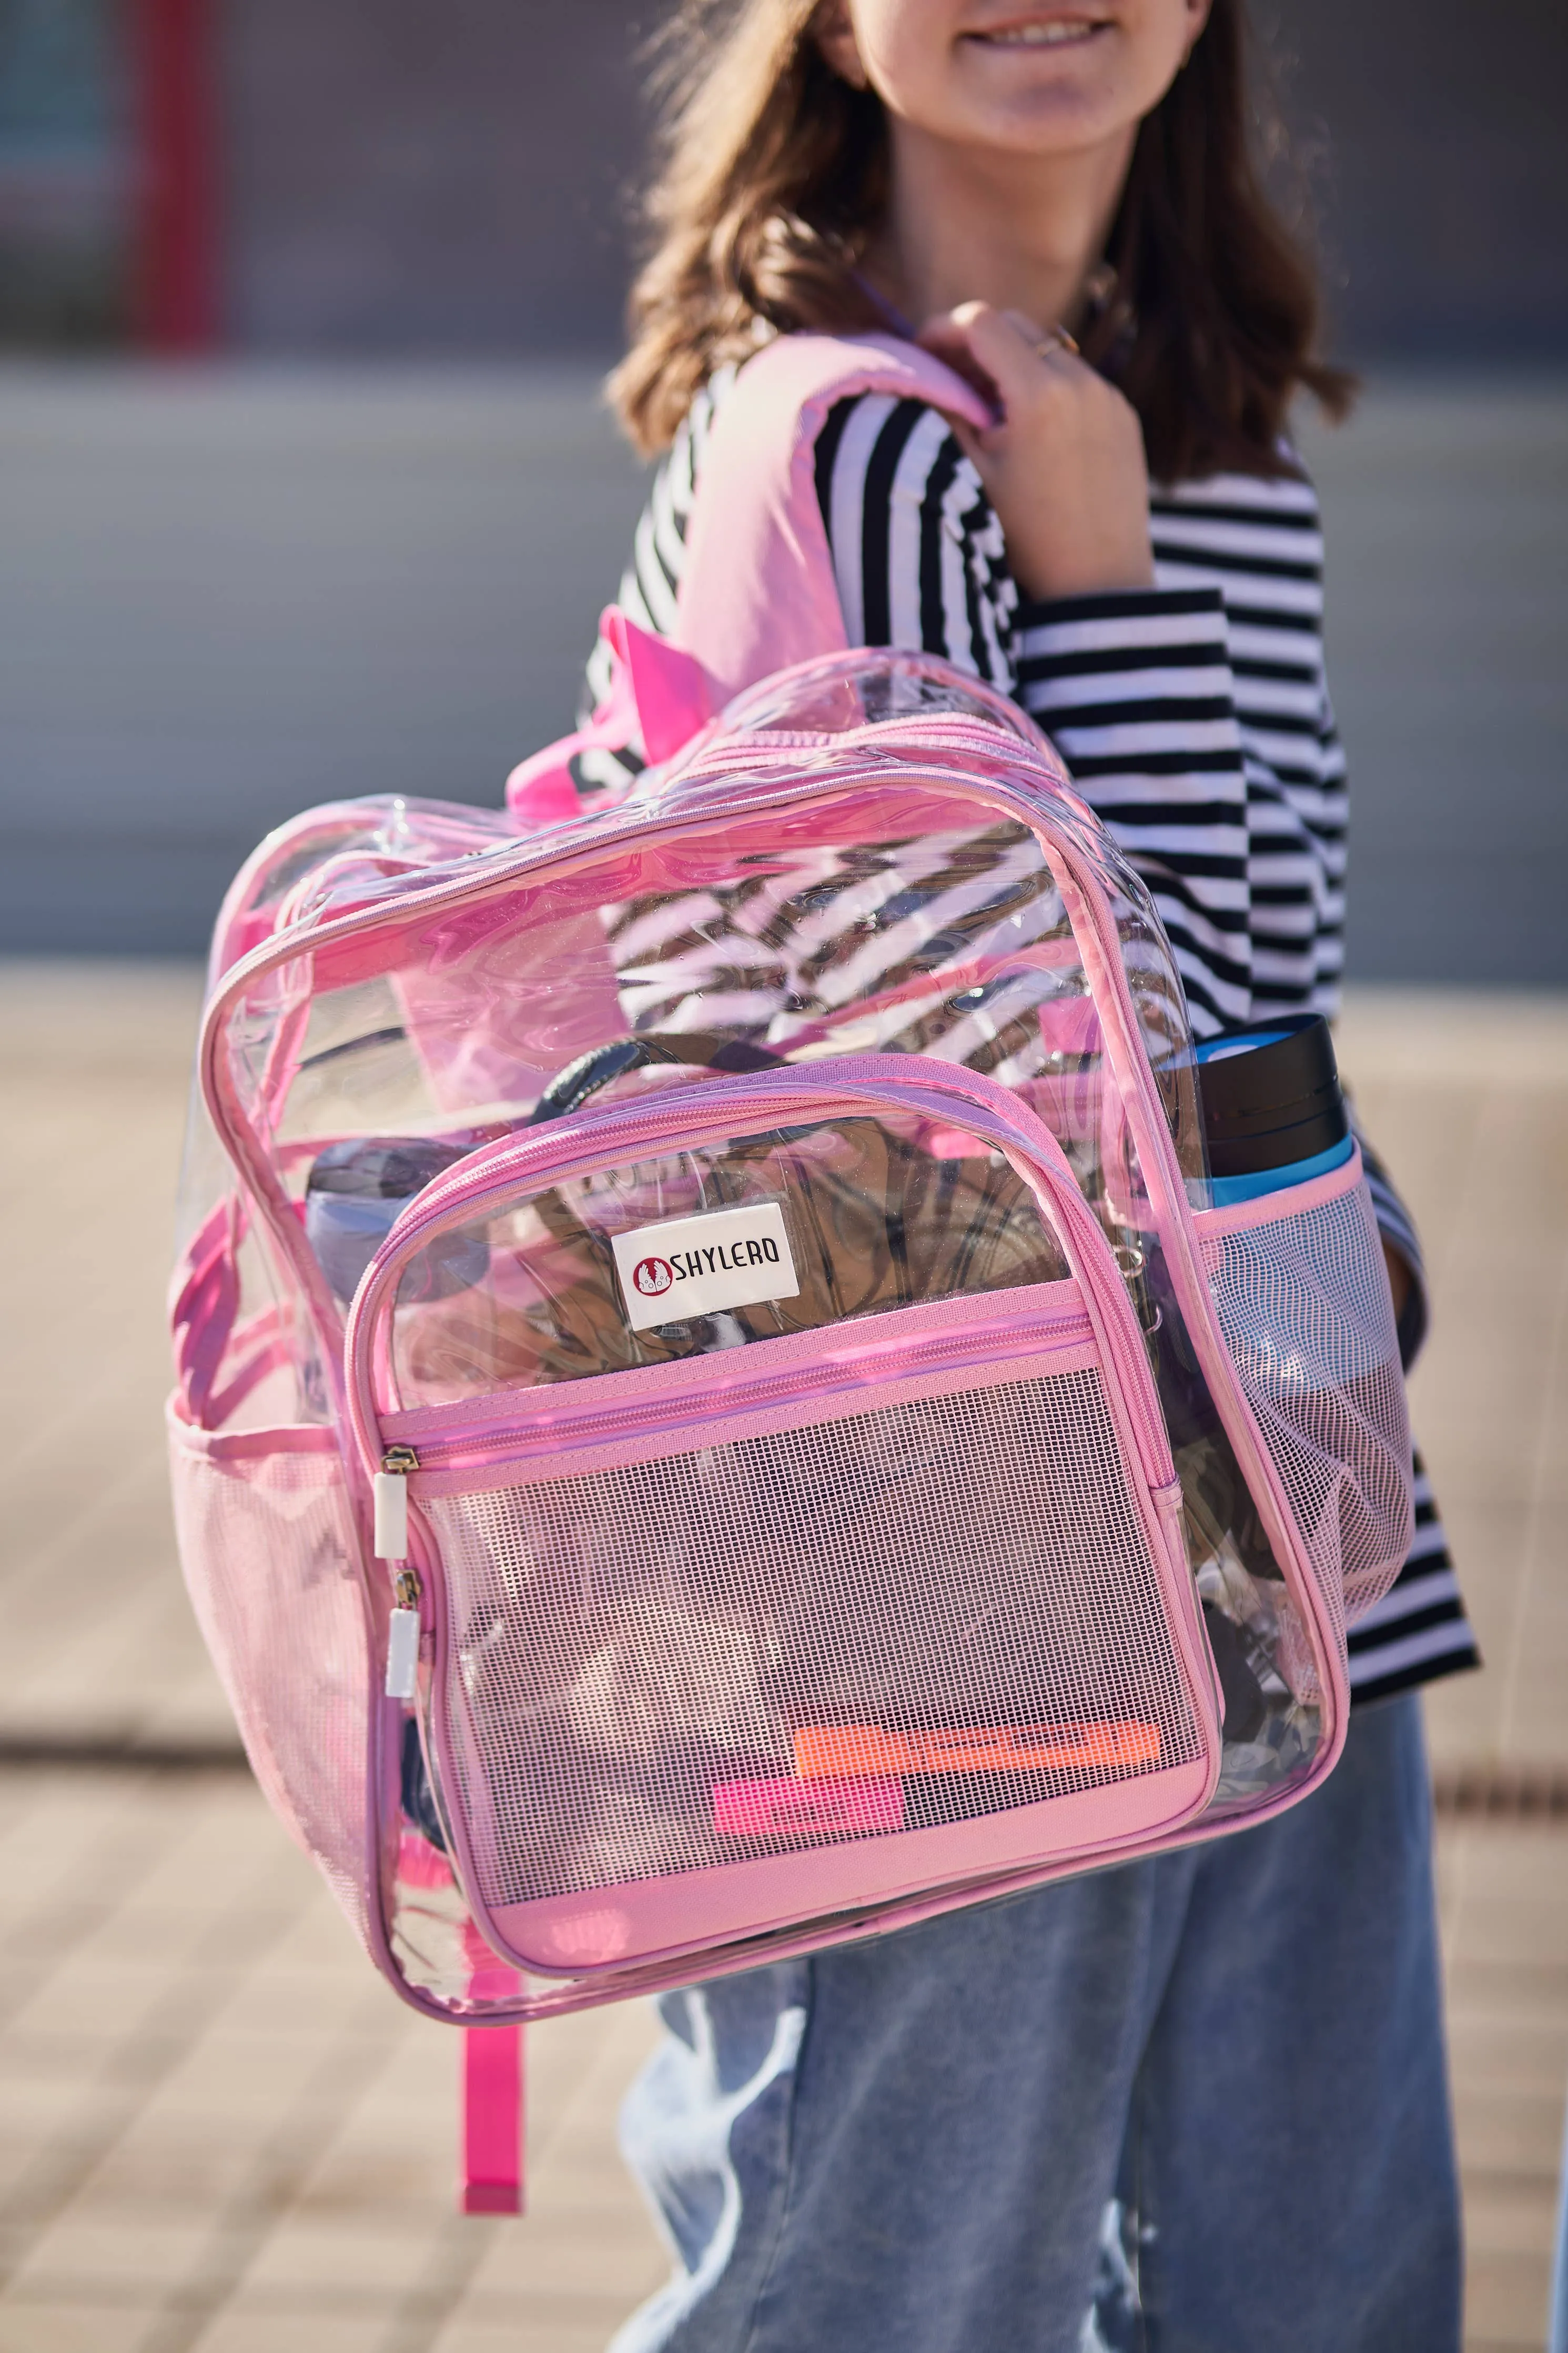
[632,1256,674,1299]
[612,1202,799,1333]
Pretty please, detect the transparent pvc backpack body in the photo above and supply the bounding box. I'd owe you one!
[170,650,1413,2023]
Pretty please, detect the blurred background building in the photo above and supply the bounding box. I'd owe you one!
[6,0,1565,361]
[1,0,1565,970]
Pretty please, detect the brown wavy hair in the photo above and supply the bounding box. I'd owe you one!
[609,0,1354,480]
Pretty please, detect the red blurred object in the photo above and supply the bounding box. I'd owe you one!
[130,0,218,350]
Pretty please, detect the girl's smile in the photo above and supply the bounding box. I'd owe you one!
[814,1,1203,176]
[958,14,1115,51]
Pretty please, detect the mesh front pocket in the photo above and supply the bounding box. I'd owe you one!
[422,1363,1205,1916]
[1205,1178,1414,1632]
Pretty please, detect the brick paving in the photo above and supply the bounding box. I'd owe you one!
[0,1769,664,2352]
[1,963,1565,2350]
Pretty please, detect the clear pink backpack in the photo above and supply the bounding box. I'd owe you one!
[167,335,1414,2210]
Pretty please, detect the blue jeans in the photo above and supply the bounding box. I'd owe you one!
[610,1693,1460,2353]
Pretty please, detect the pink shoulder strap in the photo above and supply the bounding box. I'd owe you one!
[673,331,993,701]
[504,331,989,818]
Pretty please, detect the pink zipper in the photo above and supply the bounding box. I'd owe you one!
[387,1302,1094,1480]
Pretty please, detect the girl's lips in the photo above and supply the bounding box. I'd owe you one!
[962,16,1111,45]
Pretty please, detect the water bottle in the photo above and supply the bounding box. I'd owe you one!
[1194,1012,1350,1205]
[1150,1015,1352,1767]
[305,1137,488,1305]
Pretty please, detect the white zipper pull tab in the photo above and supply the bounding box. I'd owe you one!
[385,1566,422,1702]
[377,1450,423,1701]
[375,1444,419,1561]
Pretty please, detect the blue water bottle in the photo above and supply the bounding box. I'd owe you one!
[1194,1013,1351,1204]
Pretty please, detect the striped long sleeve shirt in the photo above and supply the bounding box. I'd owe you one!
[579,366,1479,1703]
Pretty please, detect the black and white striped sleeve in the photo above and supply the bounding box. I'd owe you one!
[813,395,1255,1037]
[1149,475,1346,1020]
[813,394,1018,685]
[1011,588,1251,1035]
[1347,1453,1480,1701]
[812,407,1363,1044]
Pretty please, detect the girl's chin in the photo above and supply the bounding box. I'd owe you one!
[948,45,1125,119]
[943,88,1124,152]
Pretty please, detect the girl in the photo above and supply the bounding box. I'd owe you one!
[582,4,1479,2345]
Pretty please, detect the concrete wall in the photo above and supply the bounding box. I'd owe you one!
[219,0,649,355]
[215,0,1568,359]
[2,366,1563,981]
[1269,0,1568,358]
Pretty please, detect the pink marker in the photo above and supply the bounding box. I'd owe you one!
[713,1774,905,1839]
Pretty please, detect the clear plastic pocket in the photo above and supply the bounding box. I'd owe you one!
[385,1105,1071,1411]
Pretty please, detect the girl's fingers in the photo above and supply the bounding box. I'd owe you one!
[916,310,1004,416]
[919,301,1078,423]
[1000,307,1053,348]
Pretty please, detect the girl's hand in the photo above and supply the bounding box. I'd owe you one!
[918,301,1156,603]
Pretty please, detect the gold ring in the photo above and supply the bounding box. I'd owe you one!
[1035,327,1079,359]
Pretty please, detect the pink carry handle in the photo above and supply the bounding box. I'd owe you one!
[504,333,996,807]
[672,333,994,702]
[504,606,716,821]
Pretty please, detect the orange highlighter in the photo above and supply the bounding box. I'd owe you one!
[794,1723,1162,1777]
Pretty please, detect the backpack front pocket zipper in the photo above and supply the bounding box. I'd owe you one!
[368,1294,1098,1496]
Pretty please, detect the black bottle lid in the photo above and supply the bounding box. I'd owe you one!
[1195,1013,1348,1180]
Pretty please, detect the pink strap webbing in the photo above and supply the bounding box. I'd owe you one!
[674,331,993,703]
[462,2024,525,2215]
[504,605,714,822]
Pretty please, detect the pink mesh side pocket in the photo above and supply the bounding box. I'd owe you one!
[166,1406,374,1943]
[1201,1173,1414,1632]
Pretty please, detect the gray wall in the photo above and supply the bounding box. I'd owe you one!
[1268,0,1568,359]
[218,0,1568,360]
[1298,381,1568,982]
[0,369,647,956]
[220,0,649,355]
[2,366,1563,982]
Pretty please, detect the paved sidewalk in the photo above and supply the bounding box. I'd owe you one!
[2,964,1565,2350]
[0,1769,664,2353]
